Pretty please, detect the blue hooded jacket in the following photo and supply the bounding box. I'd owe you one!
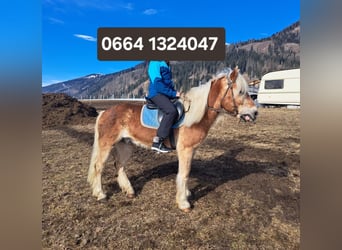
[147,61,177,99]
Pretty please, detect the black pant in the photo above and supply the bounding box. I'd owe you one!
[151,94,178,139]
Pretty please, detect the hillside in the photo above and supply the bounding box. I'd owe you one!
[43,21,300,99]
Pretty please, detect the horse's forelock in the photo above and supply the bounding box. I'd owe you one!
[235,73,248,95]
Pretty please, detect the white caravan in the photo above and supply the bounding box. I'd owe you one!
[257,69,300,107]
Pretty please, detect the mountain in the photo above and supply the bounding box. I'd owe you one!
[43,21,300,99]
[42,65,149,99]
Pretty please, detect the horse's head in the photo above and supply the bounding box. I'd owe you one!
[213,67,258,122]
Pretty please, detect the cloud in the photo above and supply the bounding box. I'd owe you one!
[48,17,64,24]
[45,0,132,11]
[143,8,158,15]
[121,3,133,10]
[42,79,64,87]
[74,34,97,42]
[44,0,135,13]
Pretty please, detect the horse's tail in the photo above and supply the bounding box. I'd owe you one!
[87,110,105,186]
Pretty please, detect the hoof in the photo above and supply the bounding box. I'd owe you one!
[176,199,191,212]
[181,207,191,213]
[96,193,107,201]
[127,193,135,199]
[98,197,108,203]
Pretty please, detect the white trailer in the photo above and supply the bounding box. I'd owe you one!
[257,69,300,107]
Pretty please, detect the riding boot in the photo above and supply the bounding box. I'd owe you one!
[151,136,173,153]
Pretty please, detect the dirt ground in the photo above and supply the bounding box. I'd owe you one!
[42,97,300,249]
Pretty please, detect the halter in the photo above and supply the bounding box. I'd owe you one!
[207,70,239,116]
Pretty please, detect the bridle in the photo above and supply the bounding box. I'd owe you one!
[207,74,239,117]
[182,69,255,122]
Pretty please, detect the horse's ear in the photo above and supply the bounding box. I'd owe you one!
[230,66,240,82]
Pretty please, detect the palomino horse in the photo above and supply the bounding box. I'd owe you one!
[87,67,258,212]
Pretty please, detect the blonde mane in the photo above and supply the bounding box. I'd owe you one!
[182,79,212,127]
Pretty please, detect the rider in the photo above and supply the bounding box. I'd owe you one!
[147,61,181,153]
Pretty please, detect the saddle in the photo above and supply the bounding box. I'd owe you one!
[140,98,185,129]
[141,98,185,150]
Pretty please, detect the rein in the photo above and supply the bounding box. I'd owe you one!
[207,77,238,116]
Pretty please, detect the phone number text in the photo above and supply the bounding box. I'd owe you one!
[101,36,219,52]
[97,28,225,60]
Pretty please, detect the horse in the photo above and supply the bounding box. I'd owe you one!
[87,66,258,212]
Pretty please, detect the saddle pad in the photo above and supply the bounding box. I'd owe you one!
[140,105,184,129]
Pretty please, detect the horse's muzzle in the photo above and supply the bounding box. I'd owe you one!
[239,111,258,122]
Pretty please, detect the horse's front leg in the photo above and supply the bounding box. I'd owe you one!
[176,146,194,212]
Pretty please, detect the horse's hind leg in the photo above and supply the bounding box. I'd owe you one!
[88,142,112,200]
[114,141,135,197]
[88,111,117,200]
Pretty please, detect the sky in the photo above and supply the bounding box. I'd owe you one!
[42,0,300,86]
